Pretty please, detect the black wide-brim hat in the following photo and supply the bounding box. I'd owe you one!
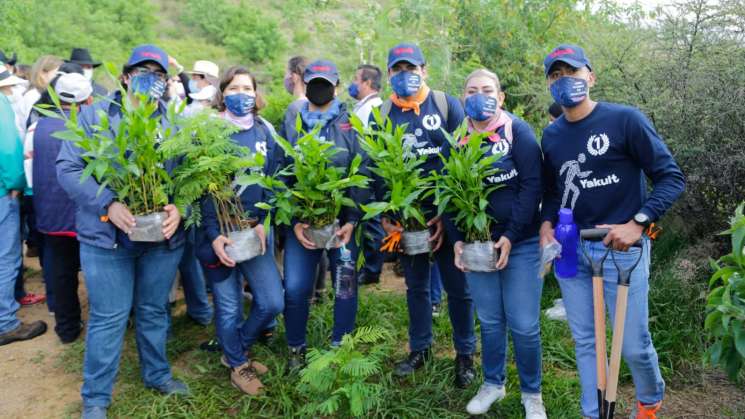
[66,48,102,68]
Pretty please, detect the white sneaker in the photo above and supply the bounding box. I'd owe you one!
[466,383,506,415]
[521,393,548,419]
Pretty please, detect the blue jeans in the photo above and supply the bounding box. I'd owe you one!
[178,228,213,325]
[283,230,359,347]
[0,195,22,334]
[465,236,543,393]
[401,238,475,354]
[79,242,184,408]
[211,237,284,368]
[430,262,442,305]
[557,238,664,418]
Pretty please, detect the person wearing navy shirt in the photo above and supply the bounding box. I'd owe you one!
[539,44,685,419]
[446,69,546,418]
[195,66,284,396]
[278,59,371,371]
[377,42,476,388]
[56,44,188,419]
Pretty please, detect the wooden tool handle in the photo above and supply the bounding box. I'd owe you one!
[605,285,629,403]
[593,276,608,390]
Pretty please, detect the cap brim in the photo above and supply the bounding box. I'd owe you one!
[545,58,588,76]
[0,75,26,87]
[387,57,424,69]
[304,74,338,85]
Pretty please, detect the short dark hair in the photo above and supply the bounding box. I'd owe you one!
[357,64,382,91]
[287,56,308,76]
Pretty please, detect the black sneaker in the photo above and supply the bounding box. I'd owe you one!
[0,321,47,346]
[287,346,307,372]
[394,347,431,376]
[358,271,381,285]
[199,338,222,352]
[454,353,476,388]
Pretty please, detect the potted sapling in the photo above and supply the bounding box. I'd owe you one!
[434,126,503,272]
[46,71,178,242]
[351,111,436,255]
[250,126,369,250]
[162,111,266,263]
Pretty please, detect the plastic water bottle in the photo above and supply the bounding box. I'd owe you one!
[554,208,579,278]
[335,245,356,299]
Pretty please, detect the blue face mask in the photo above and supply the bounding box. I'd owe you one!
[550,76,588,108]
[224,93,255,117]
[130,72,166,100]
[188,79,200,94]
[464,93,499,121]
[390,71,422,97]
[347,82,360,100]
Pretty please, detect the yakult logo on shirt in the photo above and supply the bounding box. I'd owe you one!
[255,141,267,156]
[491,138,510,156]
[422,114,441,131]
[487,168,518,184]
[559,151,621,209]
[587,133,610,156]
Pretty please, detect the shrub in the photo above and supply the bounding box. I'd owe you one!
[352,110,435,231]
[705,202,745,381]
[298,326,389,417]
[433,125,502,242]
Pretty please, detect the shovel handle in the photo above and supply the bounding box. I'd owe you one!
[581,228,610,241]
[605,285,629,408]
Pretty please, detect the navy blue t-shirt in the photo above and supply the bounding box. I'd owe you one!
[541,102,685,229]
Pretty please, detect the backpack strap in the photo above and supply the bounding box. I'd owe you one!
[432,90,449,122]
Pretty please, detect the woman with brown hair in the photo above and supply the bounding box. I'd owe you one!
[19,55,63,133]
[196,66,284,396]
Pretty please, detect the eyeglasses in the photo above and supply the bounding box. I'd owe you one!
[131,67,167,81]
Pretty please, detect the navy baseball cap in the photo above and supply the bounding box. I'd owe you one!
[127,44,169,73]
[303,59,339,85]
[387,43,425,69]
[543,44,592,77]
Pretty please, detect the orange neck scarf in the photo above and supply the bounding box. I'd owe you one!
[390,84,431,116]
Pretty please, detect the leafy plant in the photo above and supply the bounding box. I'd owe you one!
[705,202,745,381]
[247,125,368,229]
[43,65,177,216]
[433,125,502,243]
[159,111,264,231]
[298,326,390,418]
[351,110,435,231]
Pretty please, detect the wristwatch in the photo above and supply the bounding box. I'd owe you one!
[633,212,651,228]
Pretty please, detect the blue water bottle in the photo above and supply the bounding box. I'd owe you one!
[335,245,356,299]
[554,208,579,277]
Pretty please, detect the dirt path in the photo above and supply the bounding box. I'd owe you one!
[0,256,83,419]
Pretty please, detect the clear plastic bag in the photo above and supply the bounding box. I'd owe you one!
[539,241,562,278]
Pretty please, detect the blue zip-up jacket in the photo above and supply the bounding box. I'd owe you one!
[372,91,465,218]
[541,102,685,229]
[196,119,280,269]
[33,112,76,235]
[278,101,371,226]
[56,92,185,250]
[445,112,542,244]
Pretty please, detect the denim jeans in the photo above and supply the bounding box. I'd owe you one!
[465,236,543,393]
[178,228,213,325]
[283,229,359,347]
[42,235,81,341]
[557,238,664,418]
[210,234,284,368]
[79,242,184,408]
[0,195,22,334]
[401,237,475,354]
[430,262,442,305]
[361,216,384,276]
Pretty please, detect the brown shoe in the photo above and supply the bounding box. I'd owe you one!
[230,363,264,395]
[0,321,48,346]
[220,355,269,376]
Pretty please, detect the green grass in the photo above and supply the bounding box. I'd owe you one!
[58,232,716,418]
